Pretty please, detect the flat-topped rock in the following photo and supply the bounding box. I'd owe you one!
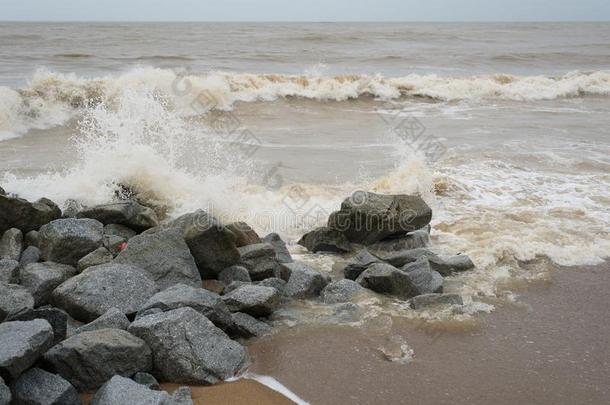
[51,263,158,323]
[7,307,68,345]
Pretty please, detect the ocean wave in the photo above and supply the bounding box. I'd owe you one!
[2,67,610,137]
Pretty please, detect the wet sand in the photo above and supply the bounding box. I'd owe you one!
[246,262,610,405]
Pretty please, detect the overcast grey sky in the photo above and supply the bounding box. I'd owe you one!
[1,0,609,22]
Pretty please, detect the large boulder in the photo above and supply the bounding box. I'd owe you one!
[0,376,10,405]
[75,307,130,334]
[356,260,442,299]
[298,227,351,253]
[222,285,280,317]
[327,192,432,244]
[7,307,68,345]
[77,201,159,232]
[0,195,61,235]
[0,284,34,322]
[43,328,152,391]
[237,243,280,281]
[38,219,103,265]
[10,368,81,405]
[128,307,248,385]
[138,284,233,331]
[283,262,329,299]
[90,375,170,405]
[343,249,382,280]
[77,247,113,272]
[0,260,19,284]
[115,228,201,289]
[321,279,365,304]
[226,222,261,247]
[51,263,158,323]
[0,228,23,261]
[166,210,240,278]
[262,233,293,263]
[19,262,77,306]
[0,319,54,380]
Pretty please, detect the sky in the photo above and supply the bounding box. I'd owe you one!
[1,0,609,22]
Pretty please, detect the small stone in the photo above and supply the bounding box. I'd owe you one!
[219,265,251,285]
[0,319,54,380]
[0,228,23,261]
[10,367,81,405]
[298,227,351,253]
[90,375,170,405]
[222,285,280,317]
[38,218,104,266]
[283,262,329,299]
[51,263,158,323]
[128,307,248,385]
[19,245,40,267]
[229,312,272,338]
[409,293,463,309]
[20,262,77,306]
[262,233,293,263]
[132,371,160,390]
[43,328,152,391]
[0,284,34,322]
[0,260,19,284]
[237,243,280,281]
[77,247,113,272]
[321,279,365,304]
[75,307,130,334]
[202,279,225,295]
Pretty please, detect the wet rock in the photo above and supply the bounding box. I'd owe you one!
[61,199,85,219]
[51,263,158,323]
[169,210,240,278]
[0,376,9,405]
[0,319,54,380]
[283,262,329,299]
[7,307,68,345]
[224,281,251,294]
[226,222,261,247]
[171,386,194,405]
[368,229,430,255]
[0,195,61,235]
[103,224,137,240]
[328,191,432,244]
[409,293,463,309]
[39,218,104,266]
[321,279,365,304]
[0,284,34,322]
[77,201,159,232]
[138,284,233,331]
[19,245,40,267]
[132,372,160,390]
[222,285,280,317]
[256,277,286,294]
[376,247,441,268]
[343,249,382,280]
[229,312,272,338]
[237,243,280,281]
[77,247,113,272]
[24,230,39,248]
[0,228,23,261]
[115,228,201,290]
[20,262,77,306]
[75,307,130,334]
[0,260,19,284]
[219,265,251,285]
[262,233,293,263]
[102,235,125,256]
[90,375,170,405]
[428,254,475,276]
[10,367,81,405]
[128,307,248,385]
[44,328,152,391]
[401,257,444,295]
[298,227,351,253]
[0,187,4,196]
[356,261,442,299]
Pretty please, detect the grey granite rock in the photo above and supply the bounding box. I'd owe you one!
[103,224,137,240]
[0,284,34,322]
[222,285,280,317]
[77,247,113,272]
[262,233,293,263]
[75,307,130,334]
[0,228,23,261]
[298,227,351,253]
[237,243,280,281]
[226,222,261,247]
[0,376,9,405]
[283,262,329,299]
[90,375,170,405]
[0,319,54,380]
[20,262,77,306]
[10,367,81,405]
[0,260,19,284]
[321,279,365,304]
[343,249,381,280]
[19,246,40,268]
[7,307,68,345]
[409,293,463,309]
[38,219,103,266]
[77,201,159,232]
[132,372,160,390]
[218,265,251,285]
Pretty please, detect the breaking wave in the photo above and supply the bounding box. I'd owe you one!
[2,67,610,139]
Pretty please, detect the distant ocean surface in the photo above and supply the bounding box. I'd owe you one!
[1,22,609,301]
